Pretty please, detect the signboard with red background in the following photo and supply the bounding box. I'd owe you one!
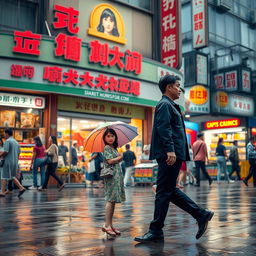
[160,0,181,69]
[192,0,209,49]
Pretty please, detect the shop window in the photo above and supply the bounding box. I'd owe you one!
[0,107,43,143]
[0,0,48,33]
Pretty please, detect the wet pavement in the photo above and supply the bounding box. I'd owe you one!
[0,181,256,256]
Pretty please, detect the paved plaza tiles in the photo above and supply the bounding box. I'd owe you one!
[0,182,256,255]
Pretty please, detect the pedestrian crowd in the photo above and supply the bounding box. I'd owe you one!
[1,74,256,243]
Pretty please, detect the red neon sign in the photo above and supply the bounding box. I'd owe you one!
[204,119,241,130]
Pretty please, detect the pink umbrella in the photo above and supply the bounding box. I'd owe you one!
[84,121,138,152]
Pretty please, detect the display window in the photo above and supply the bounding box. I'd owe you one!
[0,107,43,143]
[204,128,246,162]
[57,115,143,184]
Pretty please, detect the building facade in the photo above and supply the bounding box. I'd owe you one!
[0,0,183,185]
[181,0,256,164]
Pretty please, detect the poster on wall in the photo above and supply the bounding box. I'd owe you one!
[212,91,254,116]
[192,0,208,49]
[0,110,16,127]
[185,85,210,113]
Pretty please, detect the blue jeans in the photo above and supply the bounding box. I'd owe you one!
[216,156,230,182]
[33,158,46,187]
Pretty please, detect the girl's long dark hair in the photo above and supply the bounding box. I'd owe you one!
[217,138,223,146]
[51,136,58,146]
[103,128,118,149]
[34,136,43,147]
[97,8,120,37]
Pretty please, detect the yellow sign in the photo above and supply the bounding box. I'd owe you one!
[215,91,228,108]
[87,3,127,45]
[188,85,208,105]
[58,96,145,120]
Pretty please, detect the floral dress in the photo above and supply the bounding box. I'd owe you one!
[103,145,125,203]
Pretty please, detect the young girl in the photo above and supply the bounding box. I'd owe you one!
[97,8,120,37]
[102,128,125,237]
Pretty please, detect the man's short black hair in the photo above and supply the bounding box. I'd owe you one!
[4,128,13,136]
[125,144,130,150]
[158,74,180,94]
[197,133,204,138]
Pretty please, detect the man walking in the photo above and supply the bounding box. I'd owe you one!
[229,140,241,180]
[192,133,213,186]
[123,144,136,187]
[134,75,214,243]
[0,128,26,198]
[58,140,69,166]
[243,138,256,187]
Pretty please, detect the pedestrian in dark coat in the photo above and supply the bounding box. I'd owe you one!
[134,74,214,243]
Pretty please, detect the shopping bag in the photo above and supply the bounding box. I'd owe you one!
[88,159,96,173]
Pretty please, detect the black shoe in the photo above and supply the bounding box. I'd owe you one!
[134,232,164,243]
[196,210,214,240]
[18,189,26,198]
[209,179,213,186]
[243,179,248,187]
[194,184,200,187]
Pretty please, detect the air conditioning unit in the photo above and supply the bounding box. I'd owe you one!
[216,0,232,11]
[250,10,256,26]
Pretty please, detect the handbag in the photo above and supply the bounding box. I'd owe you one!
[45,154,53,164]
[100,165,114,178]
[0,159,4,167]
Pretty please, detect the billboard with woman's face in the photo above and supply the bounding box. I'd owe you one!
[88,4,127,44]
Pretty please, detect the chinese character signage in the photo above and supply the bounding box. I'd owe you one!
[0,58,162,107]
[214,73,224,89]
[196,54,208,85]
[212,91,254,116]
[0,92,45,109]
[58,95,145,120]
[212,66,252,93]
[241,70,251,92]
[192,0,208,49]
[185,85,210,113]
[225,71,237,91]
[87,4,127,45]
[160,0,181,69]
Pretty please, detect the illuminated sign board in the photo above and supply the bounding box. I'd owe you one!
[204,119,241,130]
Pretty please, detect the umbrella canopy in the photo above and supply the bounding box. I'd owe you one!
[84,121,138,152]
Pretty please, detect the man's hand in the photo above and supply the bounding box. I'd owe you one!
[166,152,176,165]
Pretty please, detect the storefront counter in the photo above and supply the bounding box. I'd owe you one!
[134,163,158,184]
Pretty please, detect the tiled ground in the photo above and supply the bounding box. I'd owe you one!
[0,181,256,256]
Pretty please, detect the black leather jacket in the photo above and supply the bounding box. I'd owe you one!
[149,96,190,161]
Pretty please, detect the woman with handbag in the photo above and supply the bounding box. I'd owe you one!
[39,136,65,191]
[101,128,125,237]
[29,136,46,190]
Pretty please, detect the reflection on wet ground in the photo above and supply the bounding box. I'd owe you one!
[0,181,256,255]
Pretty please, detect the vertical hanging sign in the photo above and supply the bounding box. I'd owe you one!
[192,0,208,49]
[160,0,181,69]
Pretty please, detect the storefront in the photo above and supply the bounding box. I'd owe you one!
[0,2,183,186]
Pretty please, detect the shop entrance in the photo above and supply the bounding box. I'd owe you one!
[57,112,142,185]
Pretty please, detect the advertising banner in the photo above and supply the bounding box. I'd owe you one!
[160,0,181,69]
[192,0,208,49]
[212,91,254,116]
